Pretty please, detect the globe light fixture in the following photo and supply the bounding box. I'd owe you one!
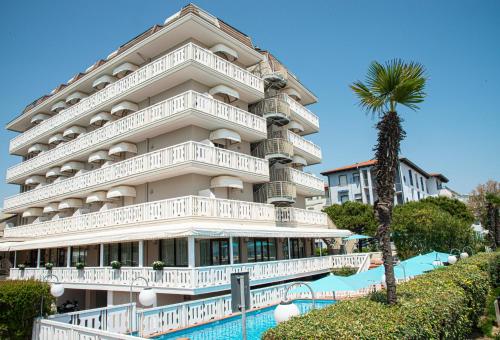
[274,300,300,323]
[138,287,156,307]
[447,255,458,265]
[50,283,65,297]
[460,252,469,259]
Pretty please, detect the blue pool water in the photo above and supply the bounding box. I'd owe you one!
[155,299,334,340]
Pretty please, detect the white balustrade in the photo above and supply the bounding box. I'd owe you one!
[285,130,322,160]
[3,142,269,211]
[6,91,266,182]
[10,43,264,153]
[281,93,320,130]
[4,196,275,238]
[275,207,328,226]
[38,319,143,340]
[10,255,367,292]
[287,168,325,193]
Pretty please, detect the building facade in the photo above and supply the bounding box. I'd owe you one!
[0,4,351,309]
[322,158,458,206]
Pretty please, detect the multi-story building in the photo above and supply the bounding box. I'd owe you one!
[0,4,352,309]
[305,184,330,211]
[322,158,459,206]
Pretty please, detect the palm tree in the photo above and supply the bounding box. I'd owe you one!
[350,59,427,304]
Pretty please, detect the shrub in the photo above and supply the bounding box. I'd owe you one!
[0,279,55,340]
[152,261,165,270]
[75,262,85,270]
[324,201,378,236]
[44,262,53,270]
[17,264,26,270]
[263,252,500,340]
[330,266,357,276]
[110,261,122,269]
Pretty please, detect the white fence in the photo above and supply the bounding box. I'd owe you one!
[281,93,320,130]
[275,207,328,226]
[11,42,263,153]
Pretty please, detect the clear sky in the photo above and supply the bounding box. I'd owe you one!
[0,0,498,206]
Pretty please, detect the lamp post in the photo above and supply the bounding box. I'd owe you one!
[274,282,316,324]
[40,274,64,318]
[448,248,460,265]
[461,246,473,259]
[128,276,156,334]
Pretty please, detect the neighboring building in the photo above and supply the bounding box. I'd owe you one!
[305,184,330,211]
[322,158,462,206]
[0,4,349,308]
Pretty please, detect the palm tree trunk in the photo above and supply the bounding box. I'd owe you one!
[373,111,406,305]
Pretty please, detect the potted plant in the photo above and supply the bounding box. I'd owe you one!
[152,261,165,271]
[17,264,26,271]
[44,262,54,271]
[110,260,122,270]
[75,262,85,270]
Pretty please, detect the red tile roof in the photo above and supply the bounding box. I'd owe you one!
[321,159,376,175]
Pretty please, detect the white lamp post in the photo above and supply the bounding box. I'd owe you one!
[274,282,315,324]
[129,276,156,334]
[40,274,64,317]
[460,246,473,259]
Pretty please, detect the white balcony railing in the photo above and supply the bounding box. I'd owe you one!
[10,43,264,153]
[4,196,275,238]
[275,207,328,226]
[285,130,322,160]
[281,93,319,130]
[287,168,324,193]
[9,254,368,291]
[3,142,268,211]
[6,91,266,182]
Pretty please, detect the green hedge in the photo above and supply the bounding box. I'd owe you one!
[0,279,55,340]
[264,252,500,340]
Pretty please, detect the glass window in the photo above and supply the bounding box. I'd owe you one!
[232,238,240,264]
[338,175,347,186]
[408,170,414,186]
[339,191,349,203]
[353,173,360,186]
[103,242,138,267]
[415,174,419,189]
[282,239,289,260]
[420,177,425,191]
[200,240,211,266]
[199,239,230,266]
[71,246,88,266]
[290,239,306,259]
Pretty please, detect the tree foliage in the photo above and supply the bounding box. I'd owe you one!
[468,180,500,225]
[392,197,476,259]
[324,201,378,236]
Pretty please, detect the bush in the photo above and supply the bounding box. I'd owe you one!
[0,279,55,340]
[152,261,165,270]
[330,266,357,276]
[75,262,84,270]
[44,262,53,270]
[110,261,122,269]
[263,252,500,340]
[324,201,378,236]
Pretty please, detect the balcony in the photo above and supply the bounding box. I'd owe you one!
[6,91,267,184]
[275,207,328,227]
[9,43,264,155]
[271,130,321,165]
[9,254,368,294]
[281,93,320,134]
[271,167,324,196]
[3,142,269,212]
[252,138,294,164]
[3,196,275,238]
[250,96,290,126]
[255,181,296,206]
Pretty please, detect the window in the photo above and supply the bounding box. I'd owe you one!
[338,191,349,203]
[408,170,414,186]
[417,191,421,200]
[362,170,369,186]
[282,239,289,260]
[199,239,229,266]
[290,239,305,259]
[71,246,88,266]
[354,193,362,202]
[159,239,188,267]
[232,238,241,264]
[353,173,360,186]
[103,242,139,267]
[420,177,425,191]
[396,193,404,205]
[41,248,66,267]
[415,174,419,189]
[338,175,348,186]
[247,238,277,262]
[403,175,407,184]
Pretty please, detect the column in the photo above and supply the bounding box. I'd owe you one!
[67,246,71,267]
[107,290,114,306]
[229,236,234,265]
[13,251,17,268]
[36,249,41,268]
[359,171,367,203]
[287,238,291,259]
[187,236,195,268]
[99,244,104,267]
[138,241,144,268]
[366,169,375,204]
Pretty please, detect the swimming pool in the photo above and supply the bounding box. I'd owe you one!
[154,299,334,340]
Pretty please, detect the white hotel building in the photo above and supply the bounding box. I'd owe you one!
[0,4,354,309]
[322,158,457,206]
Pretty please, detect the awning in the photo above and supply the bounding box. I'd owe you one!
[8,224,351,250]
[43,203,60,214]
[65,91,88,105]
[209,128,241,144]
[108,142,137,156]
[343,234,372,241]
[46,167,61,178]
[291,155,307,166]
[107,185,136,199]
[25,175,46,186]
[86,191,109,204]
[58,198,83,210]
[60,161,85,173]
[0,242,23,252]
[88,150,111,164]
[208,85,239,101]
[92,74,117,90]
[209,43,239,61]
[51,101,67,113]
[210,175,243,190]
[28,143,49,155]
[30,113,51,125]
[283,88,302,102]
[22,207,43,218]
[90,112,114,127]
[62,125,86,139]
[110,101,138,117]
[287,121,305,133]
[112,62,138,78]
[48,133,66,145]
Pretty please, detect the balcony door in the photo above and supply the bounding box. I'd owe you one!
[199,239,229,266]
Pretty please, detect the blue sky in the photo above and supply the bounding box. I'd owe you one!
[0,0,498,205]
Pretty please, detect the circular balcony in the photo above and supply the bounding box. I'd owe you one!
[250,96,290,126]
[257,181,297,206]
[252,138,293,164]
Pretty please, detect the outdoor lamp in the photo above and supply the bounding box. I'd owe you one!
[274,300,300,323]
[50,283,65,297]
[138,287,156,306]
[460,252,469,259]
[447,255,458,265]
